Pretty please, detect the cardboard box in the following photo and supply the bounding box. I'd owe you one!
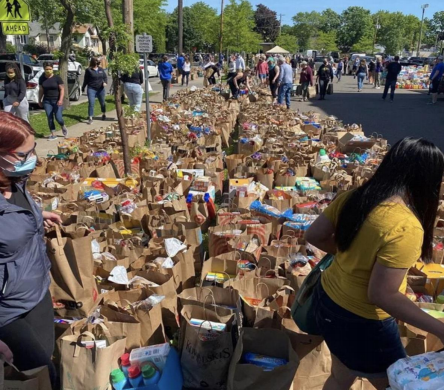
[338,133,375,153]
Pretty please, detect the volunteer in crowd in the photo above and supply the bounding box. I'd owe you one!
[3,63,29,122]
[0,112,63,389]
[204,62,220,86]
[368,58,375,85]
[305,137,444,390]
[374,57,382,89]
[290,55,298,81]
[268,57,280,103]
[356,58,368,92]
[182,56,191,87]
[352,56,360,78]
[228,67,252,99]
[227,54,237,82]
[256,55,268,85]
[177,52,185,84]
[121,65,144,112]
[277,56,293,109]
[158,55,173,102]
[38,62,68,140]
[82,57,107,125]
[235,53,246,72]
[336,59,343,82]
[316,58,333,101]
[299,61,313,101]
[382,56,402,102]
[427,56,444,105]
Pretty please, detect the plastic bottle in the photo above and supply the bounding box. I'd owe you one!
[316,149,331,164]
[142,365,161,386]
[186,194,193,212]
[110,369,128,390]
[204,193,216,220]
[128,365,143,388]
[120,353,131,377]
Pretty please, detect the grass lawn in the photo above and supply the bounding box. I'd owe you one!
[31,93,158,137]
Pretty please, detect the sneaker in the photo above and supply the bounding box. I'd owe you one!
[62,126,68,138]
[101,114,106,121]
[377,87,381,89]
[87,117,93,125]
[47,134,57,141]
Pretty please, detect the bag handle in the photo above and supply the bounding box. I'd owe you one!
[255,282,270,298]
[74,332,96,358]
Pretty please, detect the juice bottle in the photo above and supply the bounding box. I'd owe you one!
[127,365,143,388]
[120,353,131,377]
[110,369,127,390]
[142,365,161,385]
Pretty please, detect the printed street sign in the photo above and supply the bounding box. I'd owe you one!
[136,34,153,53]
[0,0,31,22]
[2,21,28,34]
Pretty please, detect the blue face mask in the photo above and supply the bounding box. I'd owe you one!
[1,155,37,177]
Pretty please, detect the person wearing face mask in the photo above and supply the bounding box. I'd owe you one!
[38,62,68,140]
[3,63,28,122]
[82,57,107,125]
[0,112,62,389]
[316,58,333,101]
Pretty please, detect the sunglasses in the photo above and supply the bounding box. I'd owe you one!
[9,142,37,163]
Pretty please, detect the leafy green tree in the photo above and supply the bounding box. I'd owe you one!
[373,11,406,55]
[223,0,261,52]
[254,4,280,42]
[319,9,341,33]
[275,33,297,53]
[336,7,373,53]
[424,12,444,46]
[133,0,167,52]
[313,31,338,53]
[292,11,322,50]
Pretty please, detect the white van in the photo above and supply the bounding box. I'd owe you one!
[347,53,366,74]
[305,50,318,59]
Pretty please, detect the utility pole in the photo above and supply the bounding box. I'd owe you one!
[219,0,224,58]
[279,14,284,36]
[417,4,429,57]
[122,0,134,53]
[178,0,183,54]
[372,16,380,55]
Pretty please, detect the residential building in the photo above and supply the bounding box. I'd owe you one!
[72,24,103,54]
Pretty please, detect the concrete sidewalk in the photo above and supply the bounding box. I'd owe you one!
[36,76,206,156]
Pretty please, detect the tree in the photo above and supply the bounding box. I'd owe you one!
[30,0,64,52]
[254,4,280,42]
[336,7,373,52]
[275,33,297,53]
[319,9,341,33]
[223,0,261,53]
[424,12,444,47]
[313,31,338,53]
[133,0,167,52]
[281,24,295,35]
[292,11,322,50]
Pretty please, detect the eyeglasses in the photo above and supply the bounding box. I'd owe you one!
[9,142,37,163]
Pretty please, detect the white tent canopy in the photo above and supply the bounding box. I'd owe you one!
[266,45,290,54]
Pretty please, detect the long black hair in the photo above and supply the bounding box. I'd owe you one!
[335,138,444,261]
[5,62,23,82]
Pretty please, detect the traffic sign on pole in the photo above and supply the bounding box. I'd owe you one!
[136,34,153,53]
[2,22,28,35]
[0,0,31,22]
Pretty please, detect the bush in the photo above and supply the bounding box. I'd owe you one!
[6,43,15,53]
[23,43,49,56]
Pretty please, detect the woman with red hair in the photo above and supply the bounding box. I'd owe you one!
[0,113,60,388]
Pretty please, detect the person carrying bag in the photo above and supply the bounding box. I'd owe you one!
[292,138,444,389]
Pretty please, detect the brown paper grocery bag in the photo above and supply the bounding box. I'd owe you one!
[226,154,246,177]
[47,226,99,317]
[2,362,51,390]
[60,331,126,390]
[227,327,299,390]
[179,304,236,390]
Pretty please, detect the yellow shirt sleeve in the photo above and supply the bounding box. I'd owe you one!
[376,220,424,269]
[323,191,352,226]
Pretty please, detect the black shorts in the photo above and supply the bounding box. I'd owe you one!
[431,79,440,93]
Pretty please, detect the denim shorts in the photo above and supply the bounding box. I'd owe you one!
[314,281,407,374]
[259,74,267,80]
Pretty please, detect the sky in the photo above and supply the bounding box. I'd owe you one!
[165,0,443,25]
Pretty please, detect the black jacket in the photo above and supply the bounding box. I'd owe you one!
[82,67,107,91]
[317,64,333,81]
[121,70,143,85]
[4,77,26,102]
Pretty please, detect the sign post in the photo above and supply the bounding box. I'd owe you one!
[136,33,153,146]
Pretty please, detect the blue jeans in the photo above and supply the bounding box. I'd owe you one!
[314,282,406,374]
[336,69,342,81]
[124,82,143,112]
[278,82,292,108]
[383,79,397,100]
[357,72,366,90]
[43,99,64,132]
[87,87,106,117]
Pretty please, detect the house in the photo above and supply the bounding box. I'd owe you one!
[72,24,103,54]
[27,21,62,50]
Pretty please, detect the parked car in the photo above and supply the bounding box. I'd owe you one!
[0,61,81,106]
[347,53,366,74]
[138,58,159,77]
[408,57,426,66]
[37,54,83,75]
[0,53,41,76]
[314,56,334,72]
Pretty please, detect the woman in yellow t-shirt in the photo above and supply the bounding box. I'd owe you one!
[305,138,444,389]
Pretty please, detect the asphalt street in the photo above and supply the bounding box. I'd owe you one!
[290,73,444,151]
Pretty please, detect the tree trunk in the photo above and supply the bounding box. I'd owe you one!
[105,0,131,176]
[59,0,75,108]
[0,30,7,52]
[122,0,134,53]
